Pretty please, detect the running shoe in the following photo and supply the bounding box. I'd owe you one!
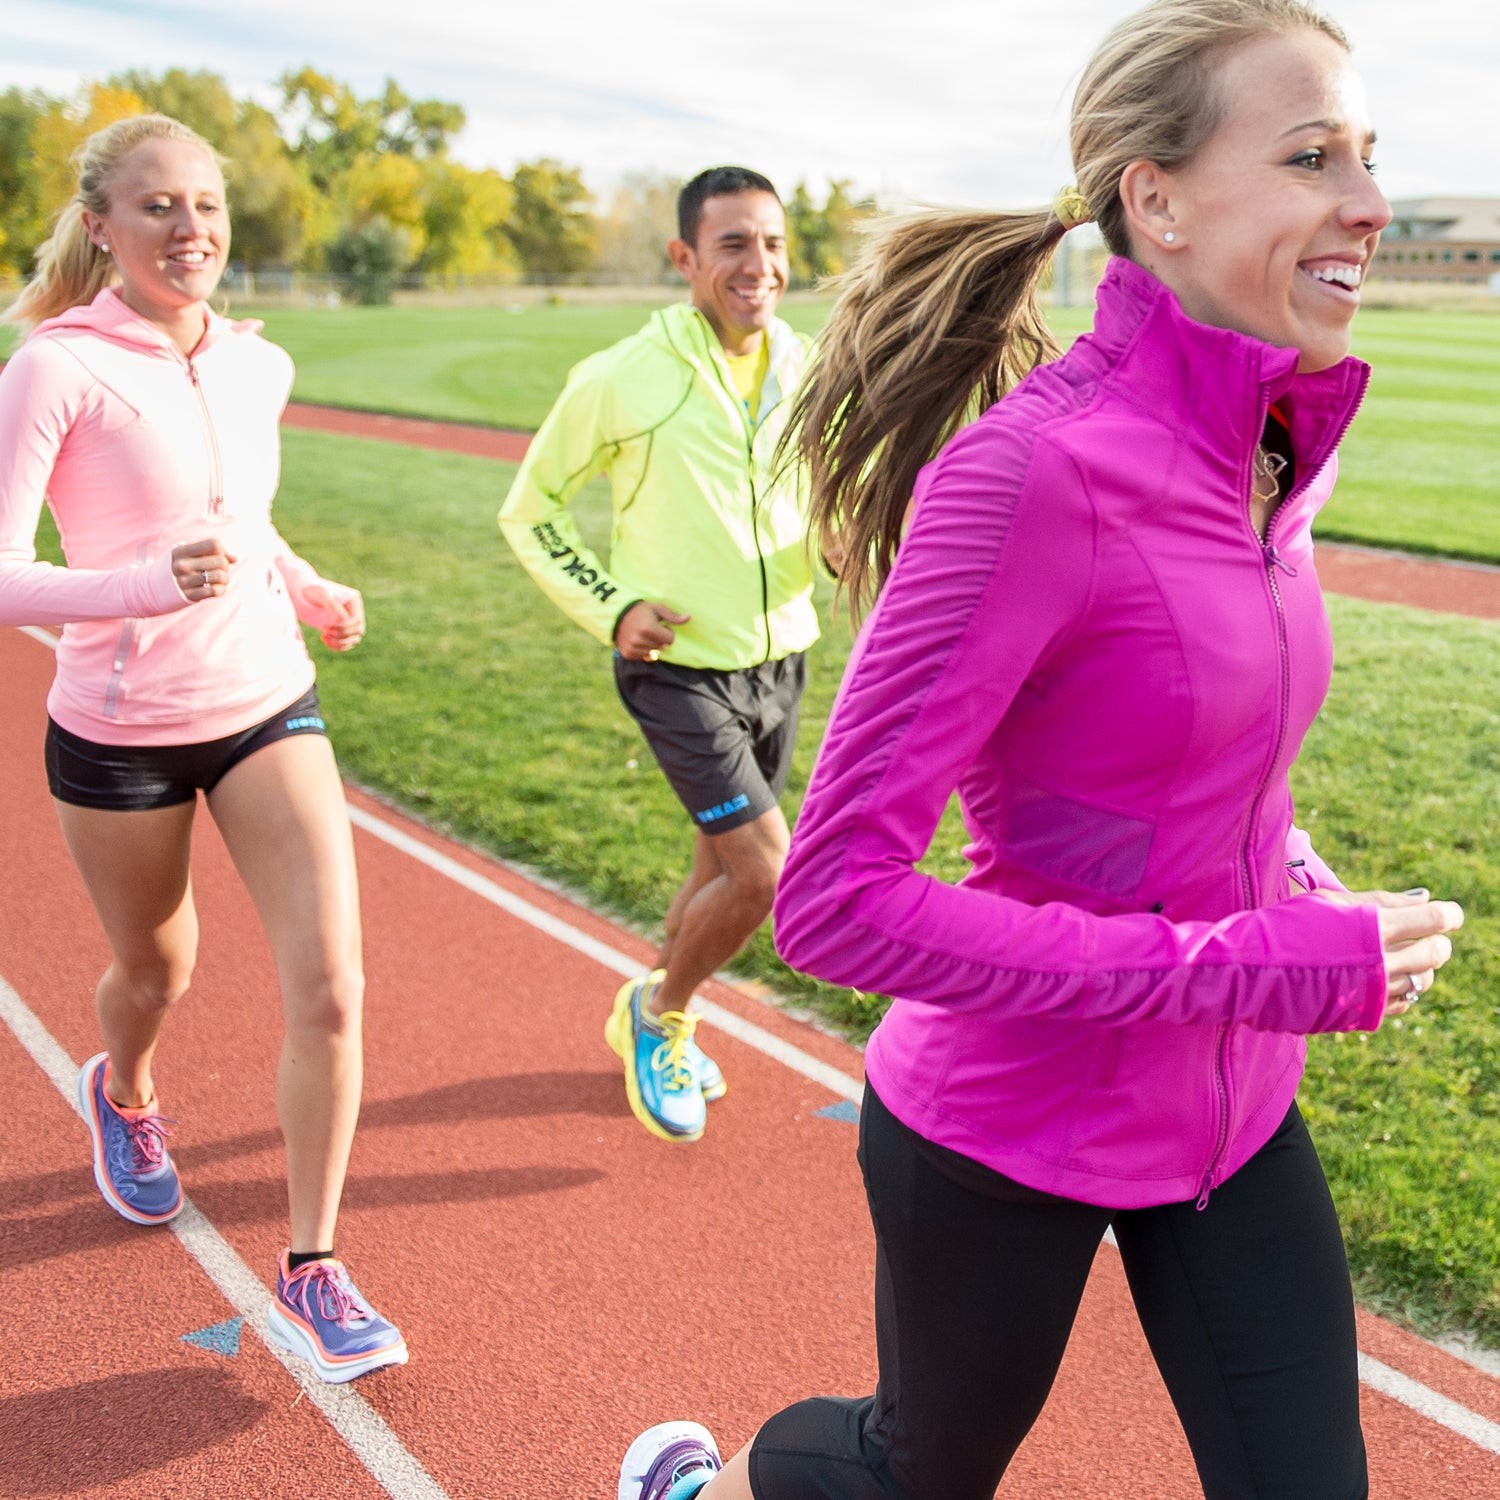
[690,1040,727,1103]
[266,1252,408,1383]
[618,1421,723,1500]
[605,974,707,1142]
[76,1052,182,1225]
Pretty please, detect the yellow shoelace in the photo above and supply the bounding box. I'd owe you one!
[652,1010,701,1092]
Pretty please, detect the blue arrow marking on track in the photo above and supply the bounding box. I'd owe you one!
[181,1316,243,1357]
[814,1100,860,1124]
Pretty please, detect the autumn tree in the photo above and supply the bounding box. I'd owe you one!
[593,171,679,282]
[504,159,596,278]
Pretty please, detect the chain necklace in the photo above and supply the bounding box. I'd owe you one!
[1251,445,1288,508]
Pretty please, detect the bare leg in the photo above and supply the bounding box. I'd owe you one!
[700,1444,753,1499]
[208,736,363,1253]
[54,799,199,1109]
[656,832,724,974]
[650,806,789,1015]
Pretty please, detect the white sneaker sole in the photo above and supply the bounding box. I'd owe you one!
[76,1053,181,1226]
[266,1301,409,1384]
[618,1420,720,1500]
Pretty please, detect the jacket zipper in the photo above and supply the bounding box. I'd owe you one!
[187,358,226,516]
[706,332,775,664]
[103,350,224,718]
[1202,410,1300,1208]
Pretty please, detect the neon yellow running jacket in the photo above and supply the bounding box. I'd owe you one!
[498,301,820,671]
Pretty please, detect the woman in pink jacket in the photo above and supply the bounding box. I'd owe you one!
[0,115,405,1383]
[618,2,1464,1497]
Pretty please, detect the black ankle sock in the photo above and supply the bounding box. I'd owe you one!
[288,1249,335,1273]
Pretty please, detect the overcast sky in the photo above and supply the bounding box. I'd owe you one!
[4,0,1497,207]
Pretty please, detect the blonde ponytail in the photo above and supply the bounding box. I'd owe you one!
[790,0,1348,619]
[789,208,1064,618]
[5,113,222,332]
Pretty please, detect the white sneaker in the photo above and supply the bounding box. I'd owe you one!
[618,1421,722,1500]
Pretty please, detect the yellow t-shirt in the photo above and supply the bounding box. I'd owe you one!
[725,336,771,425]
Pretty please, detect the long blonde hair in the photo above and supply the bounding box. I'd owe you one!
[792,0,1348,617]
[5,114,224,331]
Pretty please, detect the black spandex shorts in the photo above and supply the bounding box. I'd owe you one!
[614,652,807,835]
[45,686,328,812]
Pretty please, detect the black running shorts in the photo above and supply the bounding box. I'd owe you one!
[614,652,807,836]
[45,686,329,811]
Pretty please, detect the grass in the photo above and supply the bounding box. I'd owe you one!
[8,293,1498,560]
[240,296,1500,564]
[195,424,1498,1348]
[12,299,1500,1343]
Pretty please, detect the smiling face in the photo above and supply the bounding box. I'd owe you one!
[669,190,789,356]
[83,137,230,334]
[1133,28,1390,372]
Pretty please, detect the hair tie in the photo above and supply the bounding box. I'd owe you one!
[1052,185,1093,230]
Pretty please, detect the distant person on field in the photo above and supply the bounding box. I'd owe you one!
[0,115,406,1383]
[499,166,818,1145]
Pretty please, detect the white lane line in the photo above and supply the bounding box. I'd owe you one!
[11,625,1500,1463]
[0,973,451,1500]
[19,624,57,648]
[346,809,1500,1460]
[1359,1354,1500,1455]
[345,803,863,1104]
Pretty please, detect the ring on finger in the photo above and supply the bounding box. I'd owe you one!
[1405,976,1425,1001]
[201,569,211,588]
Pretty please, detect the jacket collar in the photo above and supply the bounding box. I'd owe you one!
[1086,256,1370,498]
[29,287,261,362]
[649,299,805,427]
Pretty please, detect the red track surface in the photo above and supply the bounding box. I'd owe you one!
[5,407,1500,1498]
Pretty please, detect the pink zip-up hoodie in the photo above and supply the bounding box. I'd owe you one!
[774,257,1388,1210]
[0,288,349,744]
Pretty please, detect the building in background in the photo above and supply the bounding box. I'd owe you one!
[1371,198,1500,285]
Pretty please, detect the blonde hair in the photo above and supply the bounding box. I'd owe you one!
[5,113,224,331]
[792,0,1348,617]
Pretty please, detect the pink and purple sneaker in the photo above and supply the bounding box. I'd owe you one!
[76,1052,181,1225]
[267,1252,408,1383]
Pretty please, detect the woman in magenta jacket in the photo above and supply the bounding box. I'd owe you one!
[617,2,1464,1498]
[0,115,405,1383]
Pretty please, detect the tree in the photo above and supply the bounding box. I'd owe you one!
[419,161,517,280]
[325,217,412,305]
[0,87,46,277]
[786,178,875,286]
[593,171,679,283]
[504,158,596,278]
[107,67,237,144]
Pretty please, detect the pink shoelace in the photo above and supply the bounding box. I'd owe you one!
[121,1112,174,1173]
[289,1262,372,1328]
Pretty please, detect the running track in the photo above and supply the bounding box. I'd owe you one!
[3,409,1500,1498]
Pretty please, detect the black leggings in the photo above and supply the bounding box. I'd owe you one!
[749,1086,1366,1500]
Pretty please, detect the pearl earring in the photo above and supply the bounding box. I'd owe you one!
[99,243,110,253]
[1163,231,1176,244]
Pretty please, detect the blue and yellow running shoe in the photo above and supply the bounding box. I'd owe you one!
[618,1420,722,1500]
[689,1039,726,1103]
[606,974,707,1142]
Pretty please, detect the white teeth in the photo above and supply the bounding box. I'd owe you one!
[1309,265,1362,287]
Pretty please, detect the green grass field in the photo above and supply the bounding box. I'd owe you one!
[6,293,1497,559]
[219,425,1500,1348]
[247,296,1500,563]
[11,294,1500,1345]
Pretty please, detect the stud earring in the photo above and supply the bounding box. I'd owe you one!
[99,243,110,253]
[1163,231,1176,244]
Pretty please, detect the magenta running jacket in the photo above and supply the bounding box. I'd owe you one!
[0,288,348,744]
[774,256,1388,1210]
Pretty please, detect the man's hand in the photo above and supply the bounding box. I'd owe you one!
[615,600,691,662]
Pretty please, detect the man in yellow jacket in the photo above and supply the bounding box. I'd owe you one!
[499,167,819,1144]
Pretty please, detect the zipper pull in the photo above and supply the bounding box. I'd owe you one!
[1195,1174,1213,1211]
[1263,543,1298,577]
